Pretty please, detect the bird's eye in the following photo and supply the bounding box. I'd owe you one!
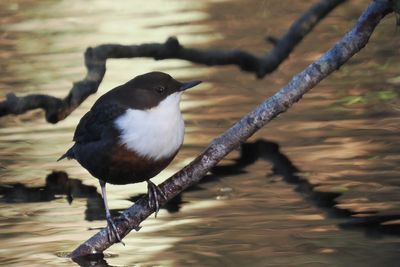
[156,86,165,93]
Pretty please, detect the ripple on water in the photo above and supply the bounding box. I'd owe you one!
[1,0,400,266]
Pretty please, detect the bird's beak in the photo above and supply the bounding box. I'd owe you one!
[179,80,202,91]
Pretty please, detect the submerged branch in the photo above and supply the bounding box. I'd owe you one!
[70,0,393,258]
[0,0,346,123]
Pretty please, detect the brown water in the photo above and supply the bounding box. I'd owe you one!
[1,0,400,266]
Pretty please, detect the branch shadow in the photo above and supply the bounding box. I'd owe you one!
[0,171,98,204]
[1,139,400,266]
[214,139,400,237]
[128,139,400,238]
[0,171,122,222]
[1,139,399,236]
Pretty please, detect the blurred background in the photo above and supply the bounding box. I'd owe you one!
[1,0,400,266]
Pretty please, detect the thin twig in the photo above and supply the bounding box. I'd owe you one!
[0,0,346,124]
[69,0,393,258]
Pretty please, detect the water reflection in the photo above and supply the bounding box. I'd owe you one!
[0,171,98,204]
[0,171,129,223]
[1,0,400,266]
[72,253,113,267]
[1,138,397,263]
[1,139,399,263]
[215,140,400,238]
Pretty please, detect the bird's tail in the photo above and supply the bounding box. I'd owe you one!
[57,145,75,161]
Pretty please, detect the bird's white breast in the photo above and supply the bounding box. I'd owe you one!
[114,92,184,160]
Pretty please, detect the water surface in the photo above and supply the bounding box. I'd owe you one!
[1,0,400,266]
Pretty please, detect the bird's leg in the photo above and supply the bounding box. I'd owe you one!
[99,180,125,245]
[147,180,167,218]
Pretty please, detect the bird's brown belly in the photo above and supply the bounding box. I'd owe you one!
[105,144,178,185]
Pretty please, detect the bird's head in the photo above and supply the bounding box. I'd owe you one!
[124,72,201,109]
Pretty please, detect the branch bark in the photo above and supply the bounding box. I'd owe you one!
[0,0,346,124]
[69,0,393,259]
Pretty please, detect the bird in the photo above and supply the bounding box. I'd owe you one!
[58,71,201,243]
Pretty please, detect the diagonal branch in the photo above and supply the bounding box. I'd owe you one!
[69,0,393,259]
[0,0,346,124]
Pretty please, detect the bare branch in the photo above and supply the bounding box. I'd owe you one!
[0,93,62,120]
[259,0,347,76]
[0,0,346,123]
[69,0,393,258]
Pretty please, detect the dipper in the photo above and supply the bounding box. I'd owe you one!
[59,72,201,242]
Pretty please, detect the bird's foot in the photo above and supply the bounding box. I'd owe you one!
[105,215,125,246]
[147,180,167,218]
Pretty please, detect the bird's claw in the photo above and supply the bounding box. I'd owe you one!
[106,216,125,246]
[147,181,167,217]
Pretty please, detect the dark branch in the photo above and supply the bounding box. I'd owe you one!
[70,0,393,258]
[0,93,63,120]
[259,0,347,76]
[0,0,346,124]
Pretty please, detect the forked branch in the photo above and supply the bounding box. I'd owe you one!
[0,0,346,124]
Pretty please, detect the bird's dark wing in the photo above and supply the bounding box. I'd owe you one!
[73,103,126,143]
